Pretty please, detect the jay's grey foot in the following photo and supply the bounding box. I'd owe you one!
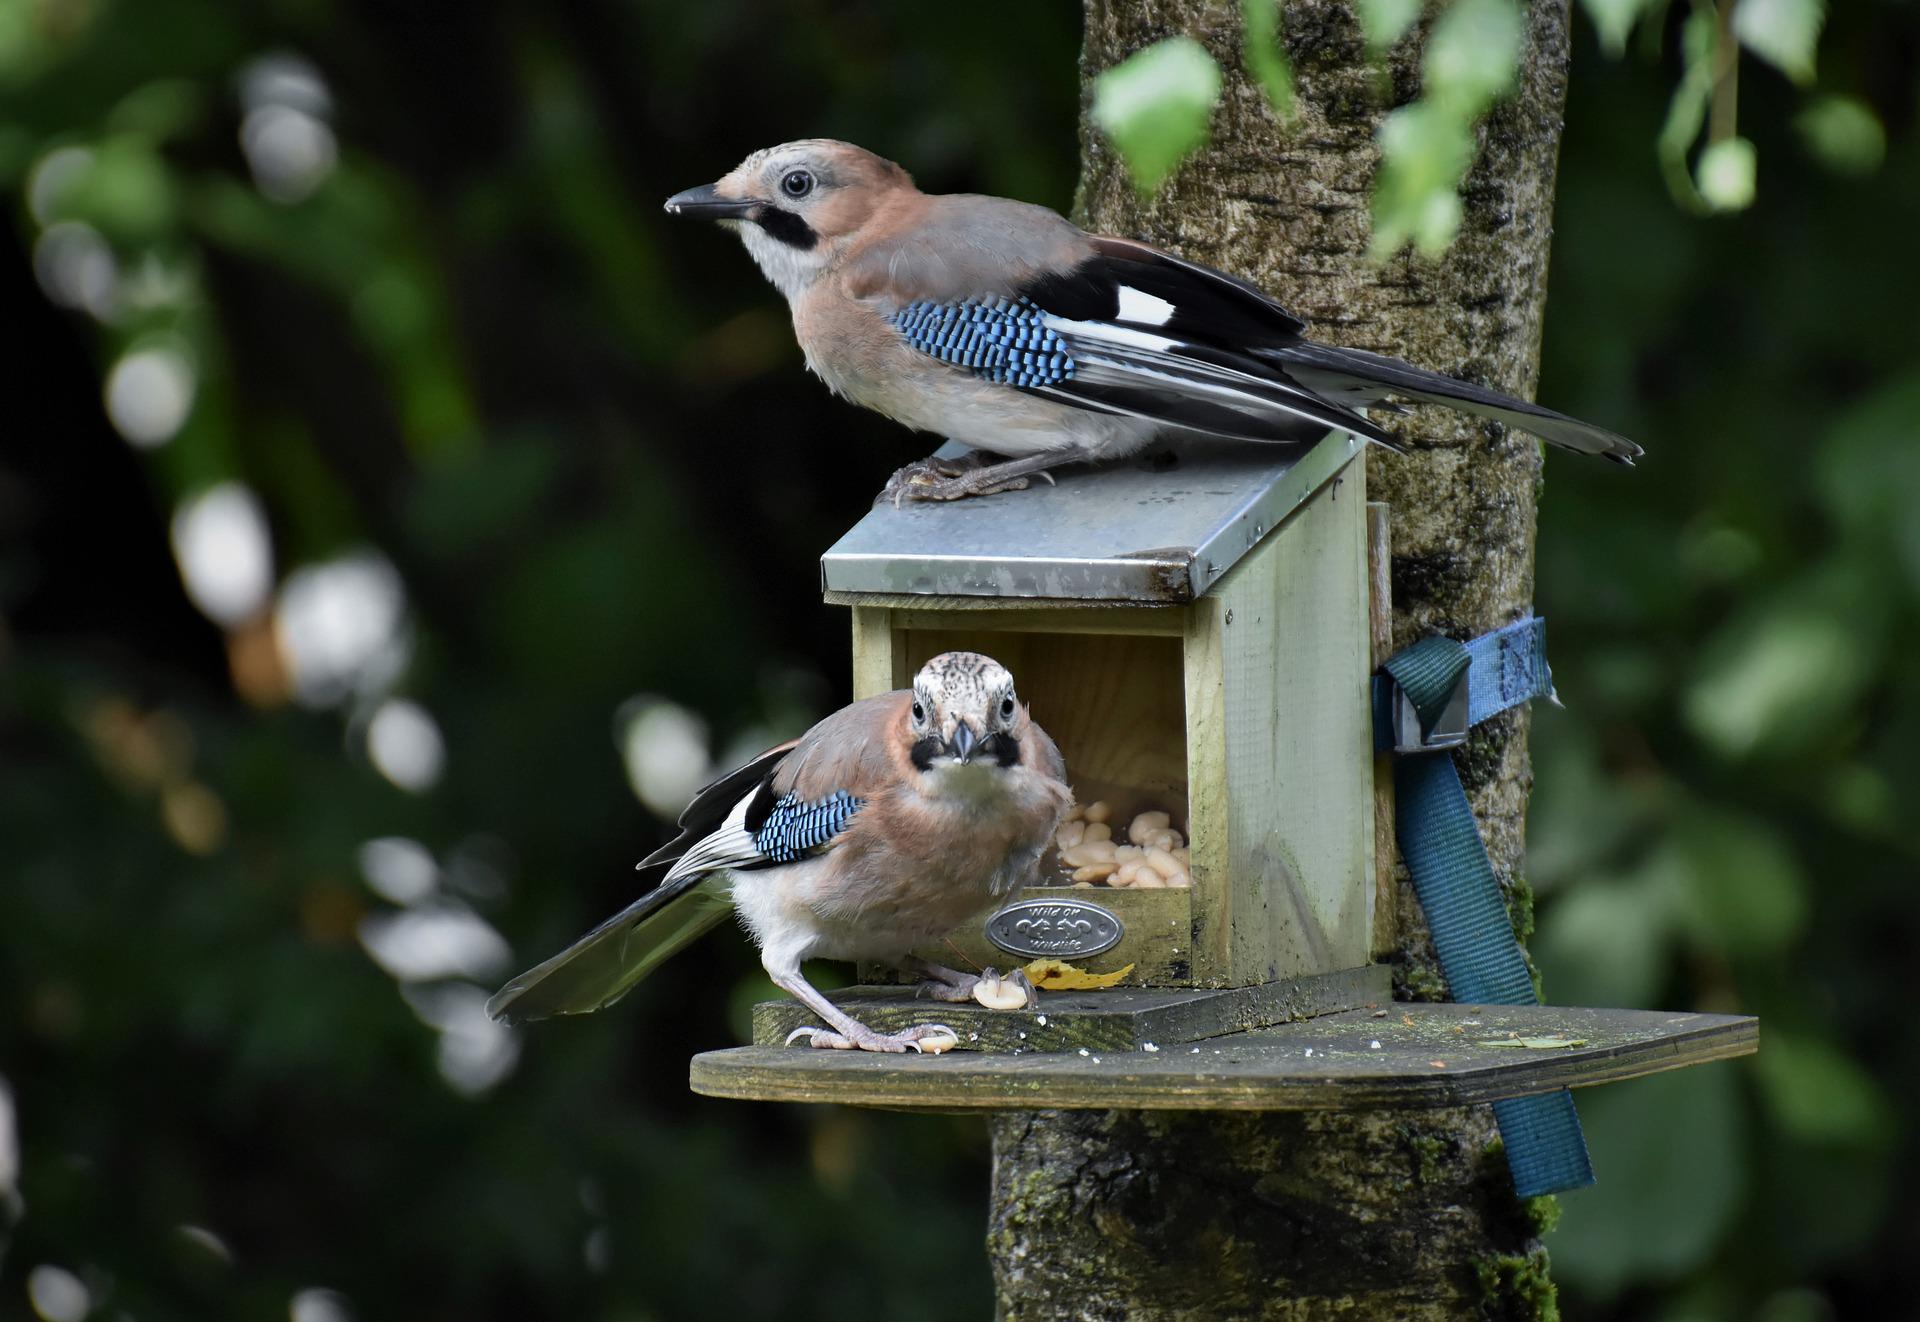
[916,966,1038,1010]
[784,1020,960,1054]
[879,450,1071,506]
[880,454,1030,506]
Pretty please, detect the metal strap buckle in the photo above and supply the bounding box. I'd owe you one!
[1390,669,1470,754]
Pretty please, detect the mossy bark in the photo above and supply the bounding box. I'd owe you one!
[987,2,1570,1316]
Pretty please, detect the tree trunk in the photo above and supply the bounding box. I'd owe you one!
[987,1,1569,1316]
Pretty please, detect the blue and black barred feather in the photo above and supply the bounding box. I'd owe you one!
[891,296,1074,388]
[752,788,864,863]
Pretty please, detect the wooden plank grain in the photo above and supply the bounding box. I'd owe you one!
[692,1003,1758,1112]
[754,964,1388,1053]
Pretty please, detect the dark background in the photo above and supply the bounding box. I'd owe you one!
[2,2,1916,1319]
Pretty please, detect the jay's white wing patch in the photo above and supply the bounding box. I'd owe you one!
[1114,285,1177,327]
[665,785,866,882]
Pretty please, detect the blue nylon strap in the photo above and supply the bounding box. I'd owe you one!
[1464,617,1554,727]
[1381,617,1595,1198]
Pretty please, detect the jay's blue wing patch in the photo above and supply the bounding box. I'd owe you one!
[751,788,865,863]
[892,297,1074,388]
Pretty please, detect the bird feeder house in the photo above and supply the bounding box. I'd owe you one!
[827,434,1377,1001]
[692,434,1755,1173]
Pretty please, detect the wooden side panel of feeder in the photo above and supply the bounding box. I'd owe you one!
[1367,501,1398,959]
[1184,461,1374,986]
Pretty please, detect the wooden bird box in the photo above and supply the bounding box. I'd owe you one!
[694,432,1756,1142]
[822,433,1375,997]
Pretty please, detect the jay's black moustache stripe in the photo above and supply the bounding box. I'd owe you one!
[909,733,1020,770]
[753,204,817,250]
[910,736,941,772]
[985,732,1020,768]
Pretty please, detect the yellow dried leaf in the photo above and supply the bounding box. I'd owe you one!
[1023,958,1136,990]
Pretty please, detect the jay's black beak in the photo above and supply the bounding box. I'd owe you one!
[664,183,756,221]
[949,722,978,765]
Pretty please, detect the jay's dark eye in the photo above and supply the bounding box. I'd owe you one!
[911,701,925,723]
[1000,697,1016,718]
[780,169,814,198]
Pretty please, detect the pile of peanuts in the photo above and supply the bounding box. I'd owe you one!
[1053,801,1191,889]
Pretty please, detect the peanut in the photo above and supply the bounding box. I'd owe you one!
[971,976,1032,1011]
[1128,811,1171,845]
[1059,841,1116,869]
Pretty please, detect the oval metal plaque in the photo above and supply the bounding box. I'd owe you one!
[984,898,1125,960]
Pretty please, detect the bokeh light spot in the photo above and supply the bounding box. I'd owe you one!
[275,552,409,708]
[26,145,92,225]
[403,983,520,1096]
[357,837,439,905]
[26,1266,89,1322]
[104,345,195,447]
[288,1288,354,1322]
[172,482,274,627]
[358,902,509,983]
[366,699,445,793]
[32,221,118,319]
[617,696,712,818]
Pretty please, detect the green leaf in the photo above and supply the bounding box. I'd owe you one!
[1241,0,1296,123]
[1532,868,1675,1011]
[1426,0,1524,113]
[1359,0,1423,53]
[1370,101,1476,259]
[40,136,177,239]
[1550,1065,1749,1289]
[1796,95,1885,176]
[1755,1033,1894,1146]
[1656,8,1718,211]
[1669,811,1807,958]
[1684,592,1875,757]
[1814,372,1920,537]
[1696,136,1756,212]
[1092,37,1223,194]
[1733,0,1825,84]
[1580,0,1656,56]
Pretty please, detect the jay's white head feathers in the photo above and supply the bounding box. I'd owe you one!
[666,139,1641,502]
[907,650,1022,771]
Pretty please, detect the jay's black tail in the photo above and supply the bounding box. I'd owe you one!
[1260,341,1642,465]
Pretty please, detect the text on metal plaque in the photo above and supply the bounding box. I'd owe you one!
[983,898,1125,960]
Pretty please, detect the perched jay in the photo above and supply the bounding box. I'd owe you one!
[665,140,1641,502]
[488,652,1071,1053]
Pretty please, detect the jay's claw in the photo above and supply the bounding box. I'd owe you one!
[879,456,1029,507]
[785,1021,961,1054]
[914,965,1039,1010]
[878,450,1082,506]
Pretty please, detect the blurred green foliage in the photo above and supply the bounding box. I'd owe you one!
[1097,0,1877,247]
[0,1,1915,1320]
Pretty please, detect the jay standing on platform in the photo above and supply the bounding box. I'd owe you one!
[489,652,1071,1053]
[664,139,1641,503]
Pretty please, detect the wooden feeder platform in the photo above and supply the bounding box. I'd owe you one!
[691,991,1756,1113]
